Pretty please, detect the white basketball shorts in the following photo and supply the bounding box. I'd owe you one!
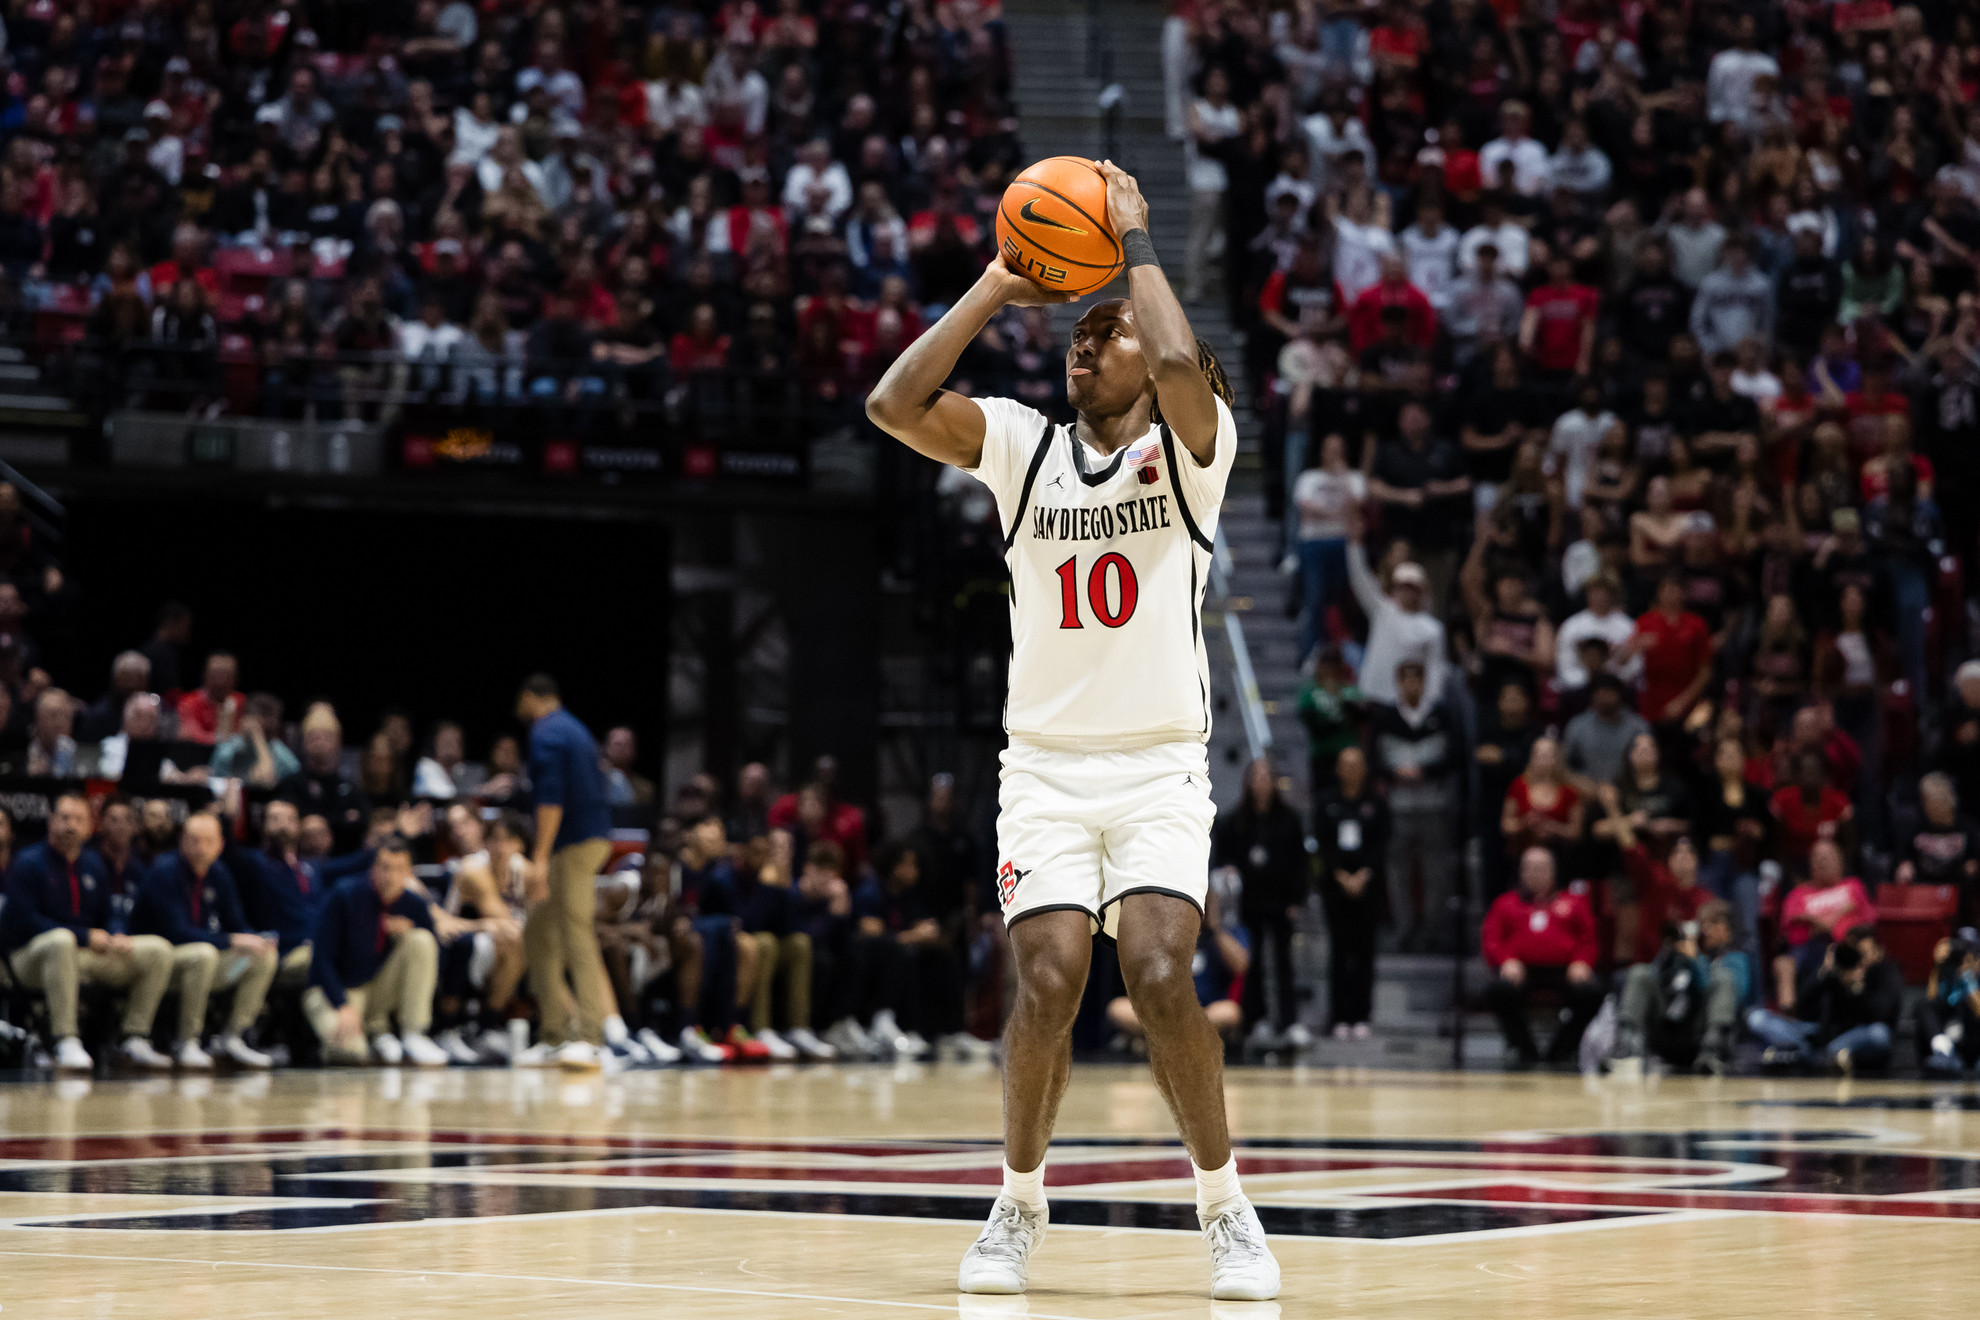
[993,739,1214,938]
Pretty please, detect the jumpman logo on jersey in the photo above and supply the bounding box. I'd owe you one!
[1045,472,1066,492]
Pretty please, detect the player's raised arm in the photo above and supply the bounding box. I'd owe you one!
[865,254,1078,469]
[1097,160,1218,464]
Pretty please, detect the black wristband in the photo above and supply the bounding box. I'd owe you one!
[1121,227,1159,270]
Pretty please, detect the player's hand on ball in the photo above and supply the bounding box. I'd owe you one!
[982,252,1081,306]
[1096,160,1150,237]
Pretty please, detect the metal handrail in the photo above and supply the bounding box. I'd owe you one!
[1210,526,1271,765]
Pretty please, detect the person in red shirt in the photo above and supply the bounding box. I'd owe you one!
[1257,237,1347,343]
[1787,703,1861,796]
[669,303,732,374]
[1481,846,1603,1066]
[1841,359,1909,467]
[1346,255,1436,354]
[174,652,243,746]
[1769,838,1876,1009]
[1620,574,1713,728]
[1599,784,1711,964]
[1519,253,1599,379]
[724,169,790,258]
[1769,750,1857,870]
[767,756,870,876]
[147,224,222,302]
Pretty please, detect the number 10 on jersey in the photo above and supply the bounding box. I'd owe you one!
[1055,553,1139,629]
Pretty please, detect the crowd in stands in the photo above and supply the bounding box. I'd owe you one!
[1168,0,1980,1073]
[0,0,1059,425]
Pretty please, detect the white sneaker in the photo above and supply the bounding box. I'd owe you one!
[511,1041,555,1068]
[1350,1022,1372,1041]
[825,1017,875,1059]
[1202,1201,1280,1301]
[636,1028,683,1064]
[958,1194,1047,1294]
[678,1026,728,1064]
[1284,1023,1314,1050]
[616,1034,654,1066]
[477,1027,517,1062]
[755,1028,799,1061]
[435,1029,480,1065]
[553,1040,602,1071]
[54,1036,93,1072]
[870,1010,916,1059]
[402,1033,451,1068]
[175,1038,213,1071]
[1246,1021,1285,1052]
[784,1026,836,1061]
[901,1030,932,1059]
[941,1032,995,1062]
[369,1033,405,1066]
[218,1033,273,1069]
[120,1036,172,1070]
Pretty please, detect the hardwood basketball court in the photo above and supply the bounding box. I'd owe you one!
[0,1065,1970,1317]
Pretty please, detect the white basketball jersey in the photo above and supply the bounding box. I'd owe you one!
[964,394,1238,746]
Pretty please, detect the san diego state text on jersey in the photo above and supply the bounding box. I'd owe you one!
[1029,494,1174,543]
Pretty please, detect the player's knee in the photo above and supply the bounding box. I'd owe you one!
[1119,945,1195,1019]
[181,942,219,966]
[1014,956,1084,1022]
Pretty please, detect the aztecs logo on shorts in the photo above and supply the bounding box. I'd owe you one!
[996,860,1029,909]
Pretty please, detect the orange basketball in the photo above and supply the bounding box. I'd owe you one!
[995,157,1124,297]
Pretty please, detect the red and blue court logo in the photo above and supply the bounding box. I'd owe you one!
[2,1124,1979,1239]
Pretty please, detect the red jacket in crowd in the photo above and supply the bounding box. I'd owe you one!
[1623,843,1711,965]
[767,792,870,875]
[1481,884,1599,970]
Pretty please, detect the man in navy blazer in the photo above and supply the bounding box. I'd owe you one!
[0,792,176,1072]
[303,835,449,1066]
[131,811,279,1069]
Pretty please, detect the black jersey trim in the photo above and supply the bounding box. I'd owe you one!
[1160,423,1214,551]
[1002,418,1058,551]
[1190,555,1208,737]
[1098,886,1207,918]
[1067,426,1127,487]
[1005,902,1101,934]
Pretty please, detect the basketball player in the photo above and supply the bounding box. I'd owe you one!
[866,162,1280,1301]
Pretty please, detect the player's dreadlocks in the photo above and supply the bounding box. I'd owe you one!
[1150,337,1234,424]
[1195,336,1234,411]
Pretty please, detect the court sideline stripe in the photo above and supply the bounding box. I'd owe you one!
[0,1247,1098,1318]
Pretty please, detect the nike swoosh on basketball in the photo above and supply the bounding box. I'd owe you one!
[1019,199,1087,234]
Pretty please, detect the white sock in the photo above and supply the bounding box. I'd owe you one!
[1001,1160,1047,1212]
[1193,1155,1244,1222]
[603,1015,630,1046]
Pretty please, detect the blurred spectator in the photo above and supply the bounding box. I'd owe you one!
[1214,760,1308,1049]
[1371,660,1457,952]
[208,693,298,788]
[277,704,370,853]
[175,651,242,745]
[24,689,75,778]
[1315,746,1384,1038]
[78,651,152,743]
[1482,847,1602,1068]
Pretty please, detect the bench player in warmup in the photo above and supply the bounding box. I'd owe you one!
[866,161,1280,1301]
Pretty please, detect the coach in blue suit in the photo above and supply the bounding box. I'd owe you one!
[131,811,278,1069]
